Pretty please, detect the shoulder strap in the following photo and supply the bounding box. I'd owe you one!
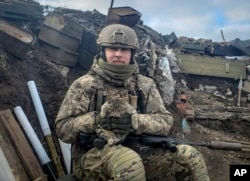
[134,75,146,113]
[96,78,105,112]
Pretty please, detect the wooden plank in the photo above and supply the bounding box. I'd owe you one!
[195,105,250,113]
[0,19,34,58]
[0,1,43,18]
[226,106,250,113]
[43,12,83,39]
[194,105,226,112]
[0,112,30,180]
[0,109,47,181]
[38,25,80,52]
[195,110,250,121]
[39,40,78,67]
[194,111,235,120]
[176,54,246,79]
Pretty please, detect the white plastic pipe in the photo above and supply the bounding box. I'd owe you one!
[59,140,71,174]
[27,80,70,174]
[27,80,51,136]
[0,147,16,181]
[13,106,50,165]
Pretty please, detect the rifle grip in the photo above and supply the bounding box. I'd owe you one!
[164,141,177,153]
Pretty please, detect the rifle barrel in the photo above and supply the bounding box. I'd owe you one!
[209,141,242,151]
[78,133,245,153]
[171,140,242,151]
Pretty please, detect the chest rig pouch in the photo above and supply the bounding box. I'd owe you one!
[92,76,145,113]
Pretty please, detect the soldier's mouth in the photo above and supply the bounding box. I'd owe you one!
[113,61,125,64]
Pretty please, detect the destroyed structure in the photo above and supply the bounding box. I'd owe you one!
[0,0,250,181]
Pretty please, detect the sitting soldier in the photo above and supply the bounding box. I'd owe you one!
[55,23,210,181]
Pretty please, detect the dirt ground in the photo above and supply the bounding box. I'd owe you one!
[0,42,250,181]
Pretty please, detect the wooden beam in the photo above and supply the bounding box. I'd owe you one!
[0,117,29,180]
[0,109,47,181]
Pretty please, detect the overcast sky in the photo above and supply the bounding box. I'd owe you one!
[35,0,250,42]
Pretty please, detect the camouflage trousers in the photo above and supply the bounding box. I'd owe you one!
[141,144,210,181]
[73,144,210,181]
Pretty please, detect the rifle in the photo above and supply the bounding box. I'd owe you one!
[78,133,244,153]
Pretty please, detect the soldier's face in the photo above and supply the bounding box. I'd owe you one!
[105,47,131,65]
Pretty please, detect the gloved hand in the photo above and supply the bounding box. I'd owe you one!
[95,114,112,130]
[110,113,133,134]
[96,97,138,133]
[95,101,111,129]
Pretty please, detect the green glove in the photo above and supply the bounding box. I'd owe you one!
[95,100,111,129]
[110,113,133,134]
[95,114,112,130]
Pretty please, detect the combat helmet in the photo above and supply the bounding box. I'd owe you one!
[97,24,139,50]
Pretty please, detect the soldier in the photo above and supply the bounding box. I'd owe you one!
[55,24,210,181]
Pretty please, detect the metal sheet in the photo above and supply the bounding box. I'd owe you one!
[107,6,141,26]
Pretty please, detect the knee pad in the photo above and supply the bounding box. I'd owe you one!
[107,146,146,181]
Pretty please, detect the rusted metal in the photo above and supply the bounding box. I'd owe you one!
[0,19,34,58]
[220,29,226,42]
[106,6,141,27]
[105,0,114,25]
[163,32,177,45]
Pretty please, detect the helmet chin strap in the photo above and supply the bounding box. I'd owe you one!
[100,47,107,62]
[130,50,135,64]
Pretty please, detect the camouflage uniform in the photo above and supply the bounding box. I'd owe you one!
[55,24,209,181]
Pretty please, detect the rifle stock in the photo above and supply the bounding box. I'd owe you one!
[78,133,243,153]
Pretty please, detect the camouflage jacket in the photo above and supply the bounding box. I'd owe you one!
[55,55,173,144]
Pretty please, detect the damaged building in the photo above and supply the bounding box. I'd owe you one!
[0,0,250,180]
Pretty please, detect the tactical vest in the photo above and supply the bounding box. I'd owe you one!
[90,76,145,113]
